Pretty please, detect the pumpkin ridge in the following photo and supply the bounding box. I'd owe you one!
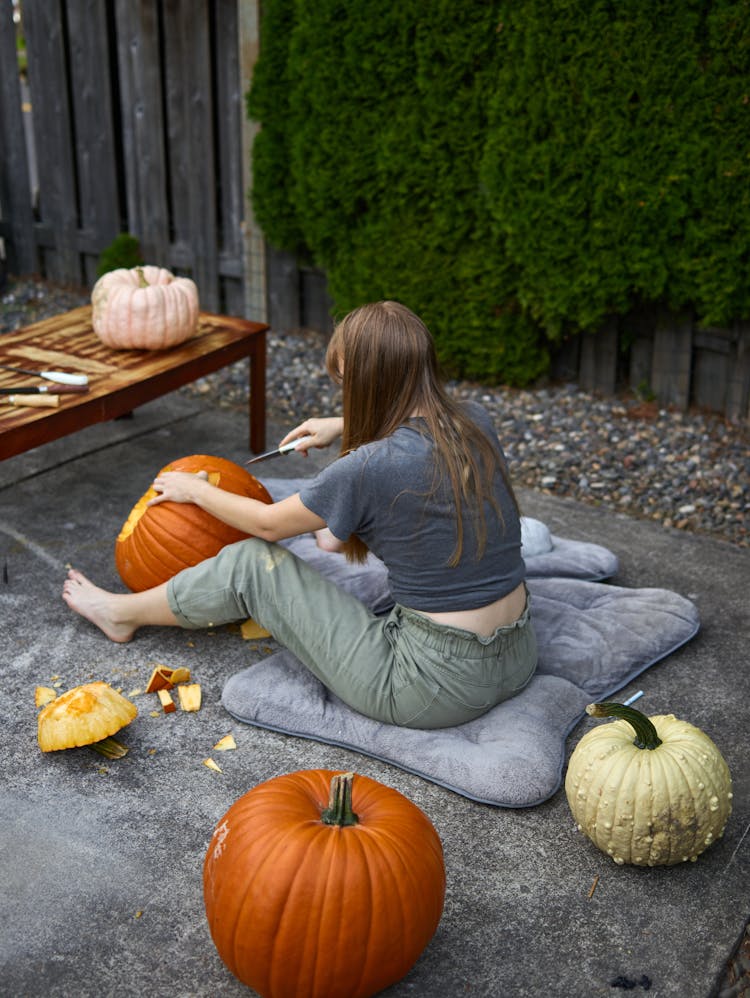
[218,822,302,985]
[668,739,706,863]
[584,737,626,841]
[304,826,354,997]
[645,730,698,864]
[263,823,339,997]
[353,817,440,983]
[608,748,640,862]
[120,518,191,589]
[642,746,668,864]
[146,504,243,559]
[359,828,414,987]
[680,748,725,858]
[236,817,326,992]
[346,831,377,997]
[659,734,722,862]
[135,512,202,565]
[167,501,248,546]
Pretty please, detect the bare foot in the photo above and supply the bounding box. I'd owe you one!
[62,569,135,643]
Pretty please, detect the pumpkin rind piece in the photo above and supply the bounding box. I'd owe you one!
[38,682,137,752]
[203,769,446,998]
[565,703,733,867]
[115,455,273,591]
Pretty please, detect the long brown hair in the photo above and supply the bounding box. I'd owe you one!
[326,301,519,565]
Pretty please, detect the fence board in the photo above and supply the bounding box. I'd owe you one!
[0,0,36,274]
[300,267,333,333]
[579,317,618,396]
[651,308,693,409]
[237,0,266,322]
[725,323,750,423]
[65,0,122,285]
[162,0,218,309]
[114,0,170,266]
[549,334,580,382]
[21,0,79,281]
[267,246,301,331]
[214,0,244,315]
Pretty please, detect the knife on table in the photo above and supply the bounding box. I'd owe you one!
[245,435,316,465]
[0,384,88,394]
[0,364,89,386]
[0,394,60,407]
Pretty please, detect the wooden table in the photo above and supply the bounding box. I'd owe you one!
[0,305,268,460]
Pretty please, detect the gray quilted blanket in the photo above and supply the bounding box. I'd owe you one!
[221,479,698,807]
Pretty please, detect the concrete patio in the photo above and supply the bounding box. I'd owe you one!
[0,388,747,997]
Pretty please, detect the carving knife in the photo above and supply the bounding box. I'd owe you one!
[0,384,88,394]
[0,394,60,407]
[245,435,316,465]
[0,364,88,385]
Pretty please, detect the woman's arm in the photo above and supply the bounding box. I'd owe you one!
[148,473,326,541]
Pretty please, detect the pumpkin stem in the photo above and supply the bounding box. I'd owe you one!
[586,702,662,750]
[135,266,149,288]
[321,771,359,826]
[89,736,129,759]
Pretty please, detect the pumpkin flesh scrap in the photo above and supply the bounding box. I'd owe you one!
[177,683,202,712]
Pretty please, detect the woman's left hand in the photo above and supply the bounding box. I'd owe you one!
[148,470,210,506]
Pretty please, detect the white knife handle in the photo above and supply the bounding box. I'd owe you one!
[41,371,89,386]
[278,435,316,454]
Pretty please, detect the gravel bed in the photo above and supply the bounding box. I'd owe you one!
[2,275,748,548]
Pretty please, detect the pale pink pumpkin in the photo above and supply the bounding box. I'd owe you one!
[91,265,200,349]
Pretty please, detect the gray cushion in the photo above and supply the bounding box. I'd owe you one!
[222,507,699,807]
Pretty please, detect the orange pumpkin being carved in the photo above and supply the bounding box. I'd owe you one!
[203,770,446,998]
[115,454,272,592]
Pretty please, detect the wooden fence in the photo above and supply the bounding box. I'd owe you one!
[1,1,747,420]
[551,306,750,423]
[0,0,266,319]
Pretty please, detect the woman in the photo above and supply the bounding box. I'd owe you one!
[63,301,536,729]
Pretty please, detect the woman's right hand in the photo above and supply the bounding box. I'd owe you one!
[279,417,343,455]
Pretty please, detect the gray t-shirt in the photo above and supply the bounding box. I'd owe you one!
[299,402,524,612]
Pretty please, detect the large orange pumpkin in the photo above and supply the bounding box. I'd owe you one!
[115,454,272,591]
[203,770,446,998]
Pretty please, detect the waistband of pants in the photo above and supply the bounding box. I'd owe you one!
[392,585,532,651]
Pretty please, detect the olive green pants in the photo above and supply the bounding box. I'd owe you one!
[167,537,537,729]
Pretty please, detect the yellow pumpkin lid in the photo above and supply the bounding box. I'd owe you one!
[37,681,137,752]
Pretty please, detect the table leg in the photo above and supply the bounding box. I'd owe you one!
[249,333,267,453]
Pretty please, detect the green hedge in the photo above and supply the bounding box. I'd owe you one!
[248,0,750,385]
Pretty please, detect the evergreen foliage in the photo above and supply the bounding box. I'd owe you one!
[96,233,144,278]
[248,0,750,385]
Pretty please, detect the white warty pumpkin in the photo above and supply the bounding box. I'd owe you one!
[91,265,200,349]
[565,702,732,867]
